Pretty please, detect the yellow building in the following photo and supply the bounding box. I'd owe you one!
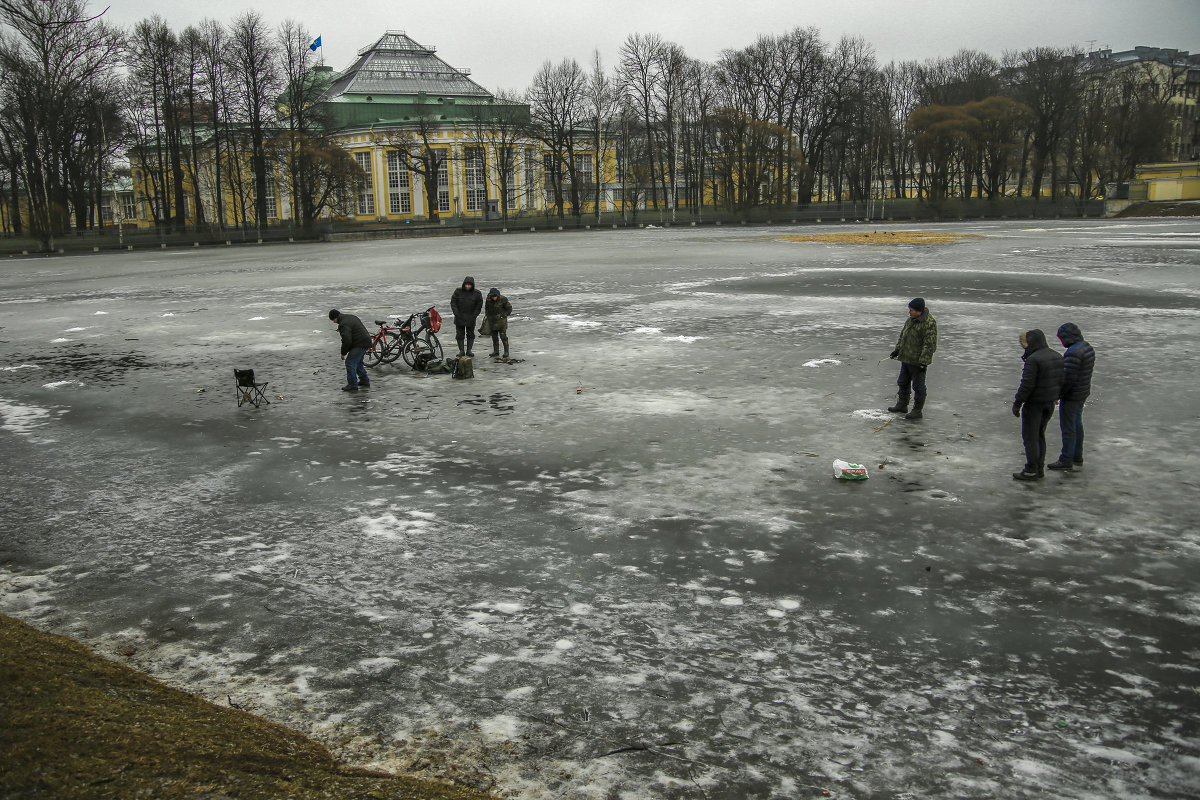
[1129,160,1200,200]
[118,31,621,230]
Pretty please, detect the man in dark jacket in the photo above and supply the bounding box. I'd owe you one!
[888,297,938,420]
[450,276,484,356]
[1012,329,1064,481]
[329,309,372,392]
[1048,322,1095,471]
[483,287,513,358]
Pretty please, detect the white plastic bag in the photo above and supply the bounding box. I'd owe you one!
[833,459,869,480]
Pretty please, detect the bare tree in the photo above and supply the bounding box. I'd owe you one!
[0,0,122,250]
[528,58,586,221]
[194,18,228,229]
[1003,47,1085,198]
[467,90,531,223]
[277,18,353,231]
[227,10,278,231]
[378,102,455,221]
[583,50,618,224]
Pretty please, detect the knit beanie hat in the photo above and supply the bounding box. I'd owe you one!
[328,309,340,321]
[908,298,925,312]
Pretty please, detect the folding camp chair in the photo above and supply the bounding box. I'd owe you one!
[234,368,270,407]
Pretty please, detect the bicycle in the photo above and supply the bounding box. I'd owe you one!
[363,318,404,367]
[398,307,444,368]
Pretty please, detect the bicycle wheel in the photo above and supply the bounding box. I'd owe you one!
[400,337,421,368]
[363,337,385,367]
[424,333,443,362]
[382,331,404,364]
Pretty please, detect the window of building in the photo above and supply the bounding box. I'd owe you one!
[387,151,412,214]
[355,151,374,215]
[501,148,518,210]
[463,146,486,212]
[544,153,557,204]
[264,176,277,220]
[575,153,594,188]
[524,146,538,208]
[436,154,450,213]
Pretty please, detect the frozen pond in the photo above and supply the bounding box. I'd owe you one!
[2,219,1199,799]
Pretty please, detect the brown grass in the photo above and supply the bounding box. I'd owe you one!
[0,613,493,800]
[779,231,984,245]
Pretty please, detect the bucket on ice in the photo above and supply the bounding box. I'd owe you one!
[833,459,869,480]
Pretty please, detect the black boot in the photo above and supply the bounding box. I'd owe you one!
[905,396,925,420]
[502,338,509,359]
[887,395,909,413]
[455,334,465,357]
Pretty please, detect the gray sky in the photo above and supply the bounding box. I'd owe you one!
[100,0,1200,91]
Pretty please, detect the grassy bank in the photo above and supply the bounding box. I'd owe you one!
[0,613,492,800]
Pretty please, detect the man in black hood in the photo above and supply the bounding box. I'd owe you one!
[450,276,484,356]
[1011,329,1064,481]
[1048,322,1095,471]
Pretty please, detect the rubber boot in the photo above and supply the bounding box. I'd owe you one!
[501,336,509,359]
[455,333,465,357]
[905,396,925,420]
[887,395,909,413]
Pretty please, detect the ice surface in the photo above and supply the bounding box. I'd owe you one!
[1,219,1199,799]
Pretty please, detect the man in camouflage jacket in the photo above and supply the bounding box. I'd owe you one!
[887,297,938,420]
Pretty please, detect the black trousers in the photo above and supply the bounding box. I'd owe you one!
[896,362,927,401]
[455,323,475,351]
[1021,402,1055,473]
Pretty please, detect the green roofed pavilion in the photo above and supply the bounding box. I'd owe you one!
[318,30,528,129]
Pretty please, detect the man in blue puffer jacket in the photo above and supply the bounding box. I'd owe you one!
[1048,322,1095,471]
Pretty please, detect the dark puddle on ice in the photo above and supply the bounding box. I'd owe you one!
[1,345,157,386]
[456,392,515,416]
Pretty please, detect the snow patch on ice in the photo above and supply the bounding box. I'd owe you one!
[42,380,80,389]
[1,364,39,372]
[0,398,60,438]
[248,316,267,321]
[852,408,892,421]
[803,358,842,367]
[546,314,601,328]
[50,338,70,343]
[478,714,522,740]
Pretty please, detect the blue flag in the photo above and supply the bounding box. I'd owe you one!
[309,35,322,52]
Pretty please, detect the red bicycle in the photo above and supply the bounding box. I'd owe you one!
[364,319,404,367]
[363,307,443,368]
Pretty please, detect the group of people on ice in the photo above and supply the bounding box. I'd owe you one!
[328,282,1096,481]
[328,276,513,391]
[885,297,1096,481]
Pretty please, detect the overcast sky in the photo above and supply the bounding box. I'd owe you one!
[98,0,1200,91]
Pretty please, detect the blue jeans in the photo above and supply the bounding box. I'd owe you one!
[344,347,369,387]
[1059,399,1085,462]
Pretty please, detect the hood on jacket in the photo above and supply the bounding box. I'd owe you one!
[1022,328,1049,359]
[1057,322,1083,347]
[487,287,501,298]
[462,276,476,291]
